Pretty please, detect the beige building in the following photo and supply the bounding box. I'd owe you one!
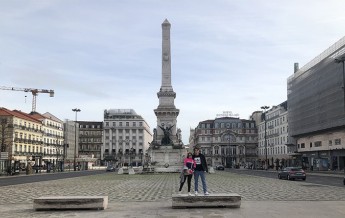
[0,108,43,173]
[103,109,152,167]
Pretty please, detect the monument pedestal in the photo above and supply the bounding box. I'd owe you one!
[150,146,184,173]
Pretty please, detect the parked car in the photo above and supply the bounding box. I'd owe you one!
[216,165,225,170]
[106,165,115,172]
[278,167,306,181]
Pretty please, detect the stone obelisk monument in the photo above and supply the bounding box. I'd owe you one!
[149,19,185,172]
[154,19,180,145]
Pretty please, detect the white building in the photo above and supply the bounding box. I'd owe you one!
[30,112,64,170]
[103,109,152,167]
[257,101,292,169]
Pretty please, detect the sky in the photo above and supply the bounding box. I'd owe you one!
[1,0,345,144]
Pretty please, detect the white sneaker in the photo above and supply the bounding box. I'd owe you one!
[188,192,192,196]
[194,191,198,196]
[204,192,210,196]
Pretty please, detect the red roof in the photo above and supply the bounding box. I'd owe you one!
[0,107,41,124]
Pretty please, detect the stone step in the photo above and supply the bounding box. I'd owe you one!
[172,193,241,209]
[33,196,108,211]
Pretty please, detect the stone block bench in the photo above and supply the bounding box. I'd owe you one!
[33,196,108,211]
[172,193,241,209]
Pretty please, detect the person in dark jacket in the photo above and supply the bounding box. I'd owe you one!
[192,147,209,196]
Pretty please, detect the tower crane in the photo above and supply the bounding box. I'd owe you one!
[0,86,54,112]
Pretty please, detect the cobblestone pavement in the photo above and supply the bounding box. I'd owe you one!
[1,171,345,205]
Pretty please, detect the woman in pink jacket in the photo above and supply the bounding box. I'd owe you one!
[179,152,196,195]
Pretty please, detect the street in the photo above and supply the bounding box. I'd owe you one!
[0,170,106,187]
[227,168,345,187]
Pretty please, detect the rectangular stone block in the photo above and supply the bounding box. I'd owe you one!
[172,193,241,209]
[33,196,108,211]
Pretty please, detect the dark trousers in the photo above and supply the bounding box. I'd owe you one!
[179,174,193,192]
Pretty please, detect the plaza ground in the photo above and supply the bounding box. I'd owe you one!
[0,171,344,217]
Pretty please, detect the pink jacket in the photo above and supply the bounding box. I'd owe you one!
[184,157,196,171]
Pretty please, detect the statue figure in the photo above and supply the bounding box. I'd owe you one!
[158,124,174,145]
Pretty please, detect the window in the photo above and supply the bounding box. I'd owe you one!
[314,141,322,147]
[126,122,129,126]
[335,139,341,145]
[139,122,143,127]
[119,122,122,126]
[112,122,116,127]
[329,140,332,146]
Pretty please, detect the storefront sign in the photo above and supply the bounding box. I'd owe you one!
[216,111,240,118]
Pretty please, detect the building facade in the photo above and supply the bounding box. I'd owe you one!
[256,101,295,169]
[103,109,152,167]
[0,108,43,174]
[63,119,79,164]
[30,112,64,171]
[78,121,103,166]
[192,117,258,168]
[288,36,345,171]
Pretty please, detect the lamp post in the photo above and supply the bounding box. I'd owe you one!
[226,128,231,168]
[129,147,134,168]
[72,108,81,171]
[261,106,270,170]
[335,56,345,112]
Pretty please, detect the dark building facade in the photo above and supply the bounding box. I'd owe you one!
[287,36,345,171]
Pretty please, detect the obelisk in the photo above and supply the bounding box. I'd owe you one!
[154,19,180,146]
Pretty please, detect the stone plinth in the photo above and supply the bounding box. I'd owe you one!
[172,193,241,209]
[33,196,108,211]
[150,146,184,172]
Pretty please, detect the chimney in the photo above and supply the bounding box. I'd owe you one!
[294,63,299,73]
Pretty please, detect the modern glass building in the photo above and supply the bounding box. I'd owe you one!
[287,36,345,170]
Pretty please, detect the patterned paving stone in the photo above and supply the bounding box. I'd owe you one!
[0,171,344,205]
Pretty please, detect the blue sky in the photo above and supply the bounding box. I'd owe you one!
[1,0,345,144]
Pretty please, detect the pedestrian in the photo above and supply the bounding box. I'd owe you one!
[192,147,209,196]
[179,152,196,196]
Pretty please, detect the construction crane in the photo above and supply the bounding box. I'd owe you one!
[0,86,54,112]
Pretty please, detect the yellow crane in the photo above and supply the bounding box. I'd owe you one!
[0,86,54,112]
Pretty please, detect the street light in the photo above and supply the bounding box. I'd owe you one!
[72,108,81,171]
[129,147,134,168]
[335,56,345,112]
[226,128,231,168]
[261,106,270,170]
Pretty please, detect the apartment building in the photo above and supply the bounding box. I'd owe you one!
[0,108,43,173]
[257,101,295,169]
[103,109,152,167]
